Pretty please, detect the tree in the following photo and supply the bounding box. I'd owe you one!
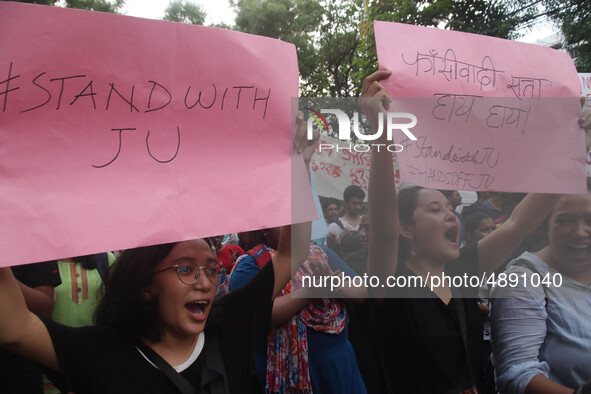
[437,0,521,38]
[302,0,364,97]
[1,0,58,4]
[231,0,364,97]
[163,0,206,25]
[2,0,125,13]
[354,0,527,90]
[63,0,124,12]
[231,0,324,92]
[544,0,591,72]
[484,0,590,71]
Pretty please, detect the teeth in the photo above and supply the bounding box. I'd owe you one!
[186,301,207,316]
[569,245,590,249]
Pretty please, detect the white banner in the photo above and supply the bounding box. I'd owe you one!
[311,135,402,199]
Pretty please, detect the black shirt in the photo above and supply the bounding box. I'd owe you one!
[1,261,60,394]
[345,247,368,276]
[376,243,483,394]
[43,261,274,394]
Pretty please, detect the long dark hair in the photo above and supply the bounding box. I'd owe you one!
[397,186,424,261]
[94,243,176,343]
[94,238,217,343]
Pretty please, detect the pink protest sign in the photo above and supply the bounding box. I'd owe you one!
[374,21,585,193]
[0,2,315,267]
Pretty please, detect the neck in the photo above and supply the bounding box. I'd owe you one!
[406,256,451,303]
[405,255,445,279]
[343,212,360,224]
[143,332,198,366]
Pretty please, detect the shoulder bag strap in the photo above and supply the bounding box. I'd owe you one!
[136,341,197,394]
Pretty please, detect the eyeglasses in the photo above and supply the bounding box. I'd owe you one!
[154,262,226,286]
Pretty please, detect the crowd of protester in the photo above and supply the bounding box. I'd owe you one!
[1,68,591,394]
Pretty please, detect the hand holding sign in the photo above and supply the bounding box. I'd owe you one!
[359,70,393,130]
[374,21,585,194]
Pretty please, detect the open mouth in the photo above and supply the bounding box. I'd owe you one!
[445,226,459,245]
[185,300,209,320]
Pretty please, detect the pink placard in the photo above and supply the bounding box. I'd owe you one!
[0,3,315,267]
[374,21,585,194]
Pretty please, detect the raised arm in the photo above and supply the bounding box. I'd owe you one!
[361,70,399,296]
[271,112,318,298]
[18,283,55,318]
[0,267,60,371]
[477,193,560,275]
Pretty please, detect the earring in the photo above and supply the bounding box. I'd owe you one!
[409,250,416,258]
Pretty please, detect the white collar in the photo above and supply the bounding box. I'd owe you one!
[137,332,205,372]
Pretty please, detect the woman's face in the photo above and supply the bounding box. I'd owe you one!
[547,193,591,274]
[147,239,218,339]
[405,189,460,263]
[263,227,283,250]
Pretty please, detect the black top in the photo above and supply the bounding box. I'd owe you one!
[344,248,388,393]
[345,247,368,276]
[376,243,484,394]
[1,261,61,394]
[12,261,61,288]
[43,261,274,394]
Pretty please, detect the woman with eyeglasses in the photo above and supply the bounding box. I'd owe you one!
[0,116,318,394]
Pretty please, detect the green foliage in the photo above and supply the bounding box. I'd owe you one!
[232,0,363,97]
[503,0,591,72]
[231,0,324,92]
[0,0,57,4]
[545,0,591,72]
[561,3,591,72]
[163,0,206,25]
[302,0,364,97]
[209,22,235,29]
[2,0,124,12]
[354,0,526,92]
[440,0,520,38]
[64,0,124,12]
